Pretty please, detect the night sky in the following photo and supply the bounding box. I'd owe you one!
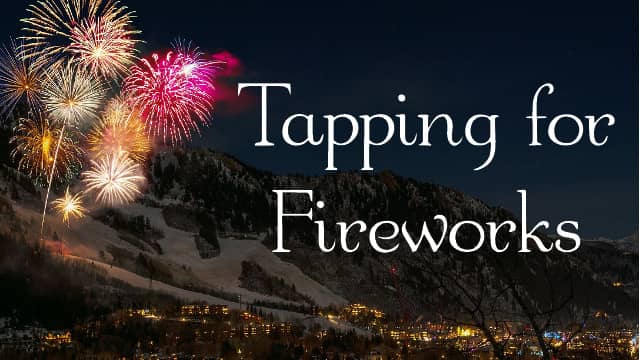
[0,0,637,238]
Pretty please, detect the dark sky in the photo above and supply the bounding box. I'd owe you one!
[1,0,637,238]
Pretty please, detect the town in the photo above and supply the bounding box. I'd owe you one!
[0,302,635,359]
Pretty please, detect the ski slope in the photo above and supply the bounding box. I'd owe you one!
[9,196,346,308]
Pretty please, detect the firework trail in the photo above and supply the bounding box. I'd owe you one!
[0,39,45,117]
[87,97,151,162]
[82,151,145,206]
[123,41,221,145]
[52,187,86,225]
[38,62,104,237]
[41,123,67,238]
[20,0,139,74]
[10,113,81,239]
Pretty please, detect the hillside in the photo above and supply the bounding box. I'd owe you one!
[146,149,637,322]
[0,146,636,327]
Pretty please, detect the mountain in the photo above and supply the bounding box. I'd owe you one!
[580,233,638,299]
[146,149,638,322]
[0,146,636,327]
[585,232,639,254]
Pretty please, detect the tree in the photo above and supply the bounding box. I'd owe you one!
[199,223,219,249]
[423,232,586,360]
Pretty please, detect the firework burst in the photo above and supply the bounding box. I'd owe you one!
[0,39,45,116]
[123,42,221,145]
[52,187,86,224]
[37,62,104,237]
[87,97,151,162]
[10,114,83,184]
[19,0,139,73]
[42,62,105,125]
[82,152,145,206]
[68,17,139,78]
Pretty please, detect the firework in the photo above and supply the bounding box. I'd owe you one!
[123,42,220,144]
[37,62,104,237]
[0,39,44,116]
[10,114,82,184]
[87,97,151,162]
[20,0,139,73]
[41,62,105,125]
[68,17,139,78]
[52,187,86,224]
[82,152,145,205]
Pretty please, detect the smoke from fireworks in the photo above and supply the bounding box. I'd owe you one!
[42,62,106,125]
[52,187,86,224]
[10,114,83,184]
[87,97,151,162]
[20,0,139,72]
[123,42,220,144]
[0,39,44,116]
[82,152,145,206]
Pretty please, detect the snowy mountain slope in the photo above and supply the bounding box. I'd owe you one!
[64,254,358,333]
[119,202,346,307]
[3,183,346,309]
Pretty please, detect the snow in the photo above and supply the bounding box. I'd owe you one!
[66,254,363,334]
[9,196,346,308]
[5,194,362,332]
[120,203,347,307]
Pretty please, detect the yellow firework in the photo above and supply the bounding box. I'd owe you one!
[41,62,105,125]
[10,114,83,184]
[0,39,44,116]
[20,0,140,74]
[82,152,145,206]
[52,187,86,224]
[87,97,151,162]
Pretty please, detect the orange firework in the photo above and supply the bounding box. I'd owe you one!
[87,97,151,162]
[0,39,45,116]
[10,114,83,185]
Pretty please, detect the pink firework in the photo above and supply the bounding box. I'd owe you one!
[123,43,221,145]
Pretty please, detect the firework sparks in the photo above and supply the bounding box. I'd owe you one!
[0,39,44,116]
[19,0,139,73]
[87,97,151,162]
[41,62,105,125]
[10,114,82,184]
[82,152,145,206]
[52,187,86,224]
[123,42,221,144]
[37,62,105,237]
[68,17,139,78]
